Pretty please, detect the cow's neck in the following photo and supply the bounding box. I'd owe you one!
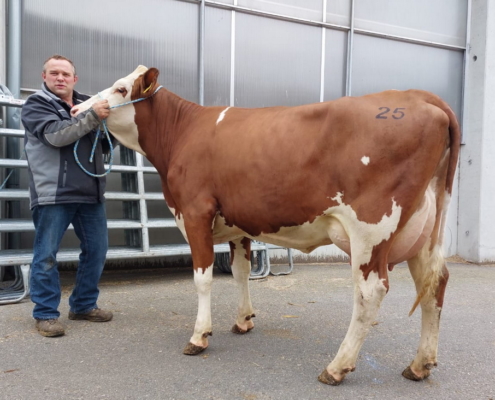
[134,88,201,203]
[135,88,199,163]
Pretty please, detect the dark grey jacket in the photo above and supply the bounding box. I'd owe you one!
[22,84,109,209]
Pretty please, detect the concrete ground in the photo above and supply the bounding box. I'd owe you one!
[1,261,494,400]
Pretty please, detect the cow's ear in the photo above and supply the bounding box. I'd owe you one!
[142,68,159,94]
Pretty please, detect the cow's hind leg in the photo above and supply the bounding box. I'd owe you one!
[319,243,390,385]
[403,243,448,381]
[230,238,256,334]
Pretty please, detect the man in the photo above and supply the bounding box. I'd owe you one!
[21,55,114,337]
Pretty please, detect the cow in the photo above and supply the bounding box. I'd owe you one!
[73,66,460,385]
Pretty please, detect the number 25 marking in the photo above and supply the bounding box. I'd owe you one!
[376,107,406,119]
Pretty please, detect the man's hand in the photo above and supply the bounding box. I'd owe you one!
[91,100,111,120]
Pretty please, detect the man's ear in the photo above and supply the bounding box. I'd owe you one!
[74,75,79,84]
[142,68,159,94]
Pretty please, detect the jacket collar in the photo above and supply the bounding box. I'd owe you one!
[41,83,87,105]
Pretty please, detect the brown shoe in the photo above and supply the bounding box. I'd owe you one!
[68,308,113,322]
[35,319,65,337]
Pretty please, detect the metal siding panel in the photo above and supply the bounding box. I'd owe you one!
[204,7,231,106]
[352,34,464,117]
[21,0,199,101]
[235,14,321,107]
[324,29,347,100]
[326,0,351,26]
[238,0,323,20]
[354,0,468,47]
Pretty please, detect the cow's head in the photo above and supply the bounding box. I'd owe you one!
[72,65,160,156]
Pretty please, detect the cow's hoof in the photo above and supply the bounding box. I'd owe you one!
[231,314,255,334]
[231,324,254,334]
[183,342,207,355]
[318,369,343,386]
[402,366,430,381]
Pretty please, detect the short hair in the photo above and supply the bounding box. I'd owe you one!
[43,55,77,76]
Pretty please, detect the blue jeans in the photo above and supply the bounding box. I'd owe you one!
[30,203,108,320]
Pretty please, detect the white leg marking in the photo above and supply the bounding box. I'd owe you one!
[325,267,388,380]
[361,156,370,166]
[216,107,231,125]
[190,266,213,348]
[230,239,255,332]
[320,194,401,382]
[407,243,445,377]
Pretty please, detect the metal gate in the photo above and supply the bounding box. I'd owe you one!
[0,86,293,303]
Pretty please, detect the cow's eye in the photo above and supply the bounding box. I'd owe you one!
[114,87,128,97]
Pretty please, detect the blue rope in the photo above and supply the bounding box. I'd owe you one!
[73,85,163,178]
[0,170,16,190]
[73,122,114,178]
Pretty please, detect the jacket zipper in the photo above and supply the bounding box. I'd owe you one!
[62,160,67,187]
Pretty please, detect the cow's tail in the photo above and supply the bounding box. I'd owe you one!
[408,94,461,316]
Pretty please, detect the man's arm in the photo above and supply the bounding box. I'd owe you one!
[21,95,110,148]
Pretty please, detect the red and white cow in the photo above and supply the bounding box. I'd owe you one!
[73,66,460,385]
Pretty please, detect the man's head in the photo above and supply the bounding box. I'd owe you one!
[42,55,78,104]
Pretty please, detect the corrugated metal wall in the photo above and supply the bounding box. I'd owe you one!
[10,0,467,262]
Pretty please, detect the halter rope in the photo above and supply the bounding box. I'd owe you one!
[74,85,163,177]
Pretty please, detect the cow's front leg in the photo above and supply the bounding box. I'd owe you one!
[230,238,255,334]
[183,266,213,355]
[319,247,389,385]
[182,209,216,356]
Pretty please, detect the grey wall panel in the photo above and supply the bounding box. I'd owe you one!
[238,0,323,21]
[355,0,467,47]
[22,0,199,101]
[204,7,231,106]
[352,34,464,117]
[235,14,321,107]
[324,29,347,101]
[326,0,351,26]
[8,0,467,261]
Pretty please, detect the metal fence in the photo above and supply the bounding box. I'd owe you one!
[0,86,291,304]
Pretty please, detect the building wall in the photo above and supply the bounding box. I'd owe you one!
[2,0,485,263]
[458,0,495,262]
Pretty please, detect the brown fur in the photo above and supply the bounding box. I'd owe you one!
[131,70,460,276]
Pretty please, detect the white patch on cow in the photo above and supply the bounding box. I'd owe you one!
[361,156,370,165]
[190,266,213,348]
[320,193,402,379]
[168,206,188,243]
[406,241,444,375]
[216,107,231,125]
[107,108,146,156]
[438,190,451,247]
[212,191,401,270]
[329,192,402,268]
[387,185,436,263]
[211,214,244,244]
[73,65,149,156]
[325,268,388,380]
[230,238,255,332]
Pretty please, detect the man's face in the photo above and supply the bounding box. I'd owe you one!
[42,59,78,102]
